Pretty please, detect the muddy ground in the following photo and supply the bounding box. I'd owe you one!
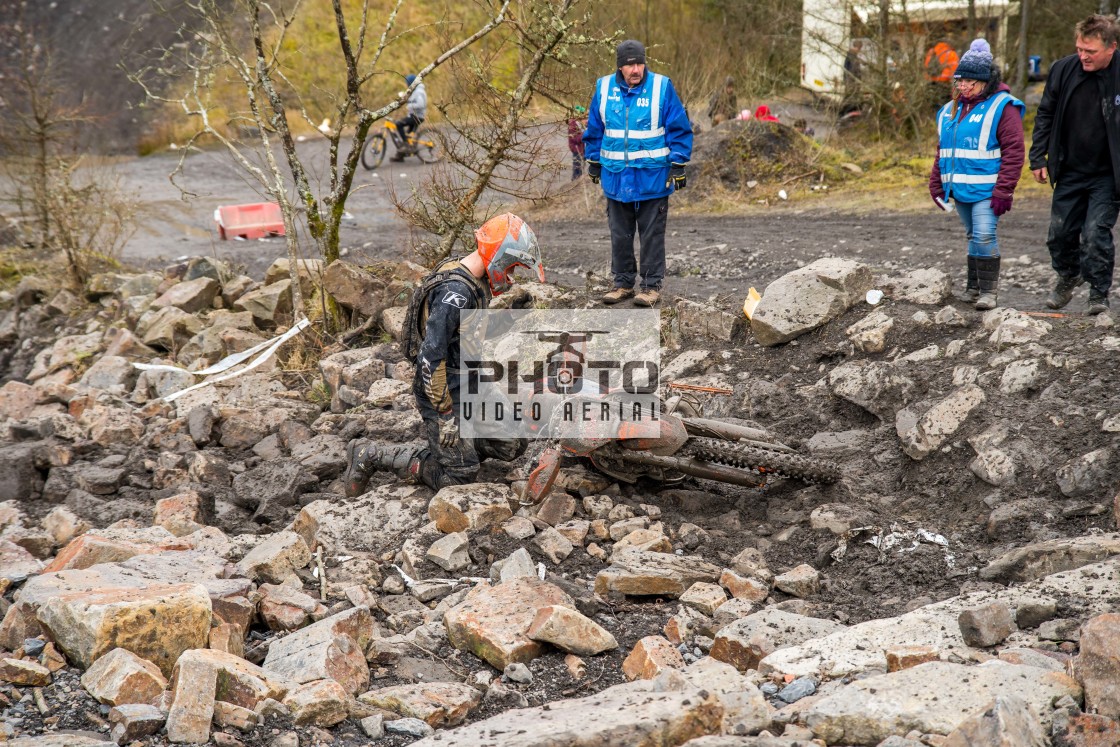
[5,121,1119,746]
[115,136,1065,315]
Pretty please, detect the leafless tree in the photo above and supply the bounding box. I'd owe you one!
[134,0,512,321]
[0,3,136,290]
[395,0,611,263]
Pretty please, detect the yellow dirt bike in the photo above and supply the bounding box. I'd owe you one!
[360,120,441,169]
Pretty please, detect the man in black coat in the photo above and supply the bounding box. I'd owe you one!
[1030,14,1120,315]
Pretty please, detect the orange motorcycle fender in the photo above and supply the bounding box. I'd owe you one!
[618,412,689,456]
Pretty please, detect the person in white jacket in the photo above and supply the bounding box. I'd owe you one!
[391,74,427,161]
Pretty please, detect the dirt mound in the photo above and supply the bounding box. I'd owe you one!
[685,119,848,201]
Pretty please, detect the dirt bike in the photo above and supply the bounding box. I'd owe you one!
[522,390,842,504]
[360,120,441,169]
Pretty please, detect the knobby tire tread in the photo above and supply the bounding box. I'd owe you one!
[685,437,842,484]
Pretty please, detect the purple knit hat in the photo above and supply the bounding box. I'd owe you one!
[954,39,993,81]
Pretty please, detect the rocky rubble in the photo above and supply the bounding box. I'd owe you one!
[2,254,1120,746]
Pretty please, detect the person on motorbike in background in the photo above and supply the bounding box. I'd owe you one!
[343,214,544,494]
[390,74,427,161]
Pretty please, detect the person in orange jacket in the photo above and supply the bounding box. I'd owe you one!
[925,41,960,82]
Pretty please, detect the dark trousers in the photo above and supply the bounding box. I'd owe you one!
[571,150,584,180]
[1047,171,1120,296]
[607,196,669,290]
[414,414,527,490]
[395,114,421,144]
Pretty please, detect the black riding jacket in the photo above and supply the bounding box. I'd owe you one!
[413,260,489,419]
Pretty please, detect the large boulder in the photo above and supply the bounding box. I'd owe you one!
[980,535,1120,583]
[444,578,574,670]
[137,307,203,351]
[828,361,917,421]
[880,268,952,305]
[751,258,874,346]
[37,583,213,676]
[594,549,723,598]
[262,607,374,694]
[322,260,417,319]
[233,279,292,326]
[407,679,723,746]
[804,660,1080,745]
[151,277,221,314]
[898,385,986,461]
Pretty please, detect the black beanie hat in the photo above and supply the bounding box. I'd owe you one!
[616,39,646,68]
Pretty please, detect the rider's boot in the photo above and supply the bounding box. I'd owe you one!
[343,440,419,497]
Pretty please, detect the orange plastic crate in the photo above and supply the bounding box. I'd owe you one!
[214,202,285,240]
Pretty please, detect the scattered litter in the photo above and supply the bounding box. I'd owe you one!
[133,318,311,402]
[536,562,546,580]
[832,524,956,569]
[336,555,354,563]
[392,564,417,588]
[743,287,762,320]
[778,189,788,200]
[866,289,883,305]
[296,135,307,142]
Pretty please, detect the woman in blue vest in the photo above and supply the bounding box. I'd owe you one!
[929,39,1025,310]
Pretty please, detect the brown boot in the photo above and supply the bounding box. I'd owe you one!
[601,287,635,305]
[634,288,661,307]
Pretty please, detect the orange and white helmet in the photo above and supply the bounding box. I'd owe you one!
[474,213,545,295]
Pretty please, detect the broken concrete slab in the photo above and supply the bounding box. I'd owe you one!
[595,549,723,598]
[37,582,212,677]
[444,578,574,671]
[407,680,723,747]
[804,660,1079,745]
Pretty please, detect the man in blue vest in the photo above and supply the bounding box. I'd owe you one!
[584,39,693,307]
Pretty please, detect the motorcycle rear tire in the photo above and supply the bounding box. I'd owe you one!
[686,437,842,484]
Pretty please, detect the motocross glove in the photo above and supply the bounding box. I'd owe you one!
[438,415,460,448]
[587,160,601,184]
[667,163,687,191]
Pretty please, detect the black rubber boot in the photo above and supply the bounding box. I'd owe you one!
[1046,274,1085,310]
[975,256,1000,311]
[964,256,980,302]
[343,440,420,497]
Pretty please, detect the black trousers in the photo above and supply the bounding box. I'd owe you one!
[607,196,669,290]
[412,416,526,490]
[1047,171,1120,296]
[395,114,422,143]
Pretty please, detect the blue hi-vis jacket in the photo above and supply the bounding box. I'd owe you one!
[937,91,1025,203]
[583,70,694,203]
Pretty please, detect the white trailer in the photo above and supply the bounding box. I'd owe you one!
[801,0,1019,100]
